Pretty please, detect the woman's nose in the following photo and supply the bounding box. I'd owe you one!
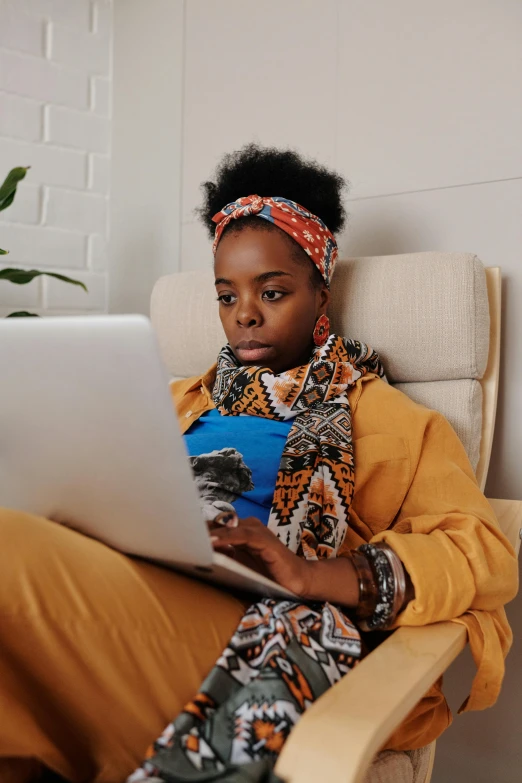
[236,312,259,328]
[236,300,262,328]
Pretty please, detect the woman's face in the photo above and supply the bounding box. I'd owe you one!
[214,226,330,374]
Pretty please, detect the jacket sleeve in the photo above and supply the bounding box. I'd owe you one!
[372,411,518,711]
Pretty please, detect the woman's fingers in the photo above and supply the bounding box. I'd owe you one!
[210,537,236,557]
[208,517,308,595]
[210,520,290,572]
[209,519,268,550]
[210,526,253,548]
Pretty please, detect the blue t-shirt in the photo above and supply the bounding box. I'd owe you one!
[184,408,292,525]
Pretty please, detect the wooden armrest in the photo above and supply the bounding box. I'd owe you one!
[275,622,466,783]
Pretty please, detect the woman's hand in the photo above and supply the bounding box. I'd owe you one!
[209,512,361,607]
[209,514,310,596]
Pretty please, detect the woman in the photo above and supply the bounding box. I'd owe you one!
[0,146,517,783]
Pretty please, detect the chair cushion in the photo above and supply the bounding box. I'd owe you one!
[329,252,489,383]
[151,252,489,385]
[363,745,432,783]
[363,750,414,783]
[151,270,225,380]
[393,379,482,470]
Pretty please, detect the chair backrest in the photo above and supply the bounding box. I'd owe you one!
[150,252,494,483]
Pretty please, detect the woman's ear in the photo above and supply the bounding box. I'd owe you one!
[317,284,330,315]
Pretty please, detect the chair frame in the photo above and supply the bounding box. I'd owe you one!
[275,267,522,783]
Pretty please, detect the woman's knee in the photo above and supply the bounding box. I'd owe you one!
[0,508,60,583]
[0,506,64,554]
[0,508,115,619]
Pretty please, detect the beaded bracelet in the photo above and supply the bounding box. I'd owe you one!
[376,543,407,622]
[353,543,407,631]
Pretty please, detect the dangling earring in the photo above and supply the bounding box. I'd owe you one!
[313,314,330,347]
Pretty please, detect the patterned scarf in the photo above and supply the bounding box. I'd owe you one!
[130,337,385,783]
[212,334,384,560]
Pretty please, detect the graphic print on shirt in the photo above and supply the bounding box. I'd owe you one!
[189,447,254,521]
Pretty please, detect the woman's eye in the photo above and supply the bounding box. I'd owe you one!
[217,293,237,305]
[262,290,285,302]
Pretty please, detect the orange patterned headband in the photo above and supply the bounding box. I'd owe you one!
[212,195,338,288]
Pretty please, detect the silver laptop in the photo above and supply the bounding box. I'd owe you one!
[0,315,294,599]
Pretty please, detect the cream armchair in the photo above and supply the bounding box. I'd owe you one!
[151,252,521,783]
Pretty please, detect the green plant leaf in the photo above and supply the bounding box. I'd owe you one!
[0,268,88,291]
[0,248,8,255]
[0,167,29,213]
[0,191,16,212]
[6,311,40,317]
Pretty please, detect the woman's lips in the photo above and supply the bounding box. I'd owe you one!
[235,341,275,363]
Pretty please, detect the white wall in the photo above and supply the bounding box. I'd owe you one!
[0,0,112,315]
[173,2,521,781]
[109,0,183,315]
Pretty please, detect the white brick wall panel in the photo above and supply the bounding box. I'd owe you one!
[92,1,112,35]
[44,270,107,310]
[0,50,89,109]
[88,154,110,193]
[6,0,91,31]
[50,24,110,75]
[45,105,110,153]
[87,233,107,270]
[0,269,41,308]
[45,187,107,235]
[0,138,86,188]
[0,183,41,224]
[91,76,110,116]
[0,92,42,142]
[0,8,45,57]
[0,1,111,317]
[0,224,86,268]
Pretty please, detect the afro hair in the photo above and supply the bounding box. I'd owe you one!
[197,143,347,239]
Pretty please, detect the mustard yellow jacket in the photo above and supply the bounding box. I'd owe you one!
[171,368,518,751]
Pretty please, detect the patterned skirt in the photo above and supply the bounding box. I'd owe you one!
[128,599,361,783]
